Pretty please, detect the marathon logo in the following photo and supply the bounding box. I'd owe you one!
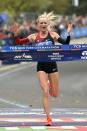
[81,51,87,60]
[14,53,32,60]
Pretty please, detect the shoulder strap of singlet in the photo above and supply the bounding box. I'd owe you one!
[43,32,54,44]
[35,33,43,43]
[35,32,54,43]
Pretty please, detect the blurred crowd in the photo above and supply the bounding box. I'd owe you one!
[55,14,87,34]
[0,13,87,46]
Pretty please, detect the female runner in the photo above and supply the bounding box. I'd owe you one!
[13,12,72,126]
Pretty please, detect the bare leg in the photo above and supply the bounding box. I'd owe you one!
[37,71,50,118]
[48,72,59,97]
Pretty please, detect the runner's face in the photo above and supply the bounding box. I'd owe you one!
[38,17,48,32]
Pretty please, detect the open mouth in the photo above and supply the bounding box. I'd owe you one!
[42,27,46,29]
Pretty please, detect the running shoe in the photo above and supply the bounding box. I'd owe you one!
[45,117,52,126]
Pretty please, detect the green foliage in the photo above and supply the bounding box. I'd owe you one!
[47,0,69,14]
[0,0,70,16]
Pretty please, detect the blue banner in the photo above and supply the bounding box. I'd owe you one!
[0,43,87,62]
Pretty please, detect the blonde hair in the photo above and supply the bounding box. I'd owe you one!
[38,12,57,31]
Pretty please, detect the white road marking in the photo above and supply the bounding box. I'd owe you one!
[31,126,45,129]
[72,118,87,121]
[0,63,36,108]
[5,118,63,122]
[5,127,19,130]
[61,126,77,129]
[0,63,36,79]
[0,98,28,108]
[0,112,45,115]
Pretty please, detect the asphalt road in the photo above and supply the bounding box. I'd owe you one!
[0,61,87,109]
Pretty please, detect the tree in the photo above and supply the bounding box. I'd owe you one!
[47,0,69,14]
[0,0,69,16]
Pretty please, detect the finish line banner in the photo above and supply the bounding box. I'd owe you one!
[0,44,87,62]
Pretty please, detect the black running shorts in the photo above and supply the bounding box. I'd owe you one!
[37,62,58,73]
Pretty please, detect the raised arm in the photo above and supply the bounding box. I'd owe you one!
[51,23,72,45]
